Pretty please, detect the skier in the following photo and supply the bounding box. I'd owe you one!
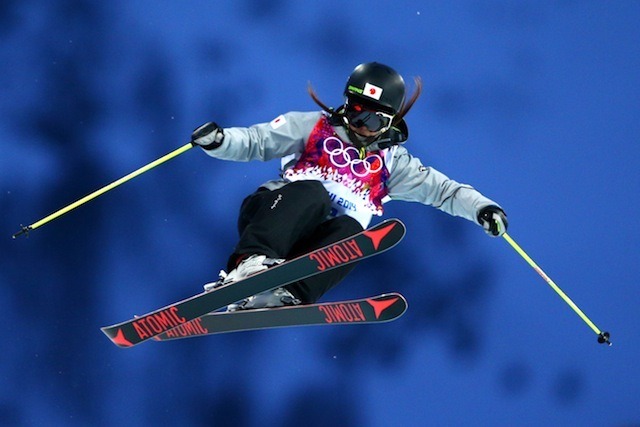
[191,62,507,310]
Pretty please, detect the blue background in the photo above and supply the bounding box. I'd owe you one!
[2,1,639,426]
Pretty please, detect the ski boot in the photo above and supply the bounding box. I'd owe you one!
[202,254,300,311]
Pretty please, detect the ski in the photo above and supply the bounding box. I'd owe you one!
[101,218,406,348]
[153,293,408,341]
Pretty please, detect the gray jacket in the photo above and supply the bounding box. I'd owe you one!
[202,111,499,229]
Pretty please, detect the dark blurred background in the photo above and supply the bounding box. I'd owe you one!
[1,1,638,426]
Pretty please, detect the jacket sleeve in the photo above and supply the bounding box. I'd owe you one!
[386,146,500,224]
[200,111,322,162]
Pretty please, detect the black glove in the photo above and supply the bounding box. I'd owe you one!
[191,122,224,150]
[478,205,508,237]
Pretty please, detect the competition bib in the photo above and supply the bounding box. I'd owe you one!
[283,116,390,227]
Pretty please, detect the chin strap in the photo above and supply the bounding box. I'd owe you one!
[377,120,409,149]
[345,126,378,150]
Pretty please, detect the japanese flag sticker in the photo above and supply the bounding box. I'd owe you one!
[270,114,287,129]
[363,82,383,100]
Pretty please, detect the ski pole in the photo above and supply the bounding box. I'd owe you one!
[502,232,611,346]
[12,142,194,239]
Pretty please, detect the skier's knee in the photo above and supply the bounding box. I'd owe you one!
[329,215,364,235]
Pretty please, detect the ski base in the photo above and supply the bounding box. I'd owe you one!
[154,293,408,341]
[101,218,406,347]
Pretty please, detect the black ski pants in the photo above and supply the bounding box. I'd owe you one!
[229,180,363,303]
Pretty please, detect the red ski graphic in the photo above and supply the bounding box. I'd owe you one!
[112,329,133,347]
[367,296,400,319]
[363,222,397,250]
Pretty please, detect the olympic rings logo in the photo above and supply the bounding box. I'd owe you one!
[322,137,383,178]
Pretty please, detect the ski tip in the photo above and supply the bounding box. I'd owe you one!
[101,327,135,348]
[366,292,408,320]
[364,219,406,251]
[382,218,406,234]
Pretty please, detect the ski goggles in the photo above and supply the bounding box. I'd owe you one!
[344,102,395,133]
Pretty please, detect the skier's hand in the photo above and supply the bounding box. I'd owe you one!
[478,205,508,237]
[191,122,224,150]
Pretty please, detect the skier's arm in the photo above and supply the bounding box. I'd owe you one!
[191,111,323,162]
[386,146,505,229]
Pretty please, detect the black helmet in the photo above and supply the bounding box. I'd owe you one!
[344,62,406,114]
